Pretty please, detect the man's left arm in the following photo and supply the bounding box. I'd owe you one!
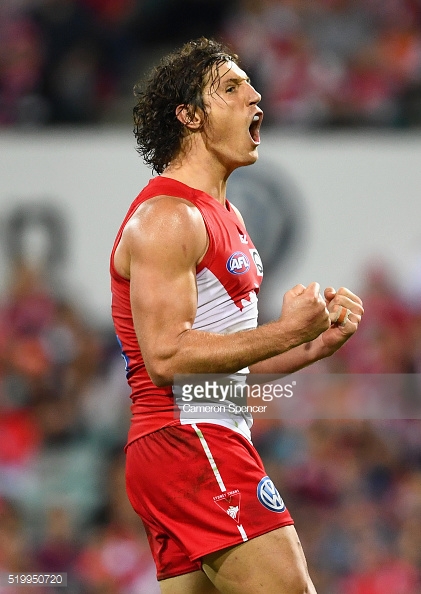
[250,287,364,375]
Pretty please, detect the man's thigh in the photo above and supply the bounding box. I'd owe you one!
[202,525,317,594]
[159,525,316,594]
[159,569,220,594]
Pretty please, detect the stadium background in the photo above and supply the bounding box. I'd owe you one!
[1,1,421,592]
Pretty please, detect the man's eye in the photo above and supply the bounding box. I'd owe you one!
[226,86,235,93]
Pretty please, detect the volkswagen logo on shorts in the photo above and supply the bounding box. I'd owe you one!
[257,476,286,512]
[227,251,250,275]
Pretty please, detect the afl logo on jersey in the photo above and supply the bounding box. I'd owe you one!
[227,251,250,275]
[257,476,286,513]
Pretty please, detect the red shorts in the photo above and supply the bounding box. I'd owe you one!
[125,422,294,581]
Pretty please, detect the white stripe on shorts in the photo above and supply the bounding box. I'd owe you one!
[237,524,248,542]
[192,424,249,542]
[192,423,226,493]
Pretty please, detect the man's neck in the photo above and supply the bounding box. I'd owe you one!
[162,168,227,205]
[161,143,231,205]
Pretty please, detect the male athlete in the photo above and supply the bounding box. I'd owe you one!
[110,38,363,594]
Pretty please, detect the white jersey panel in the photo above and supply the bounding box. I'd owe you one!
[193,267,259,334]
[178,266,259,441]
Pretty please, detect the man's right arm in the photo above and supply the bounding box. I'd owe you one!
[118,196,331,386]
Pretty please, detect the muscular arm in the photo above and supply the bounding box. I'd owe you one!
[121,196,331,386]
[249,342,328,375]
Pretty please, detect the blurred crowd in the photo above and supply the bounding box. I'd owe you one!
[1,2,421,592]
[1,0,421,128]
[0,254,421,594]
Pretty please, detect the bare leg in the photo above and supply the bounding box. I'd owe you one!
[159,569,221,594]
[202,525,317,594]
[159,525,316,594]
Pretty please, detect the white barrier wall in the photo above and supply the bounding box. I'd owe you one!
[1,129,420,325]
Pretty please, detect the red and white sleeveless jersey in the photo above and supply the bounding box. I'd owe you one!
[110,177,263,445]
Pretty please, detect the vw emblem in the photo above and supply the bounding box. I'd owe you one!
[257,476,286,513]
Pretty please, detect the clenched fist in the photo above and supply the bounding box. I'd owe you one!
[321,286,364,352]
[279,282,331,348]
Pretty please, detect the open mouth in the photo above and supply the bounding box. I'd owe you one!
[249,113,263,145]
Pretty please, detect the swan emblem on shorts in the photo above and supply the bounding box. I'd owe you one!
[227,505,239,519]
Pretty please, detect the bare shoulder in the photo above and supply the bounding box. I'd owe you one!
[126,194,207,248]
[117,195,208,277]
[131,194,204,227]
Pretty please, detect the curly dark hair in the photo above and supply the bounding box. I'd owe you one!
[133,37,238,174]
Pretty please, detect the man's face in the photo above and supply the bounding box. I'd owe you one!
[201,60,263,173]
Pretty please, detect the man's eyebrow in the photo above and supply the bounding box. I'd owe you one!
[223,76,251,85]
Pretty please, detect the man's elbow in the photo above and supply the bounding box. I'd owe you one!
[142,335,190,387]
[145,358,175,387]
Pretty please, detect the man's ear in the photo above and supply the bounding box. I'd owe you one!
[175,105,202,130]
